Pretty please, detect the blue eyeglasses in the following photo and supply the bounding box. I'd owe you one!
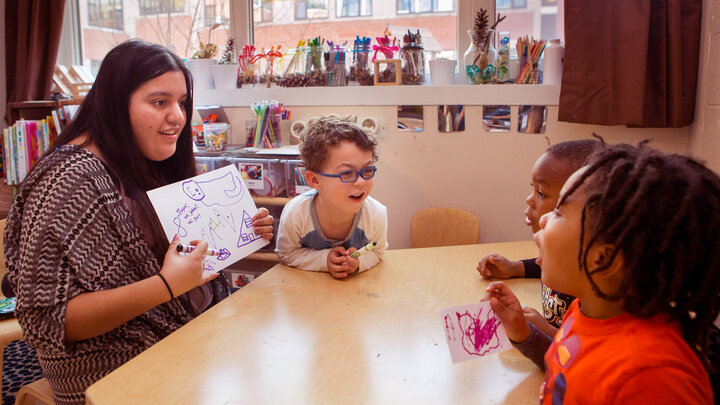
[315,166,377,183]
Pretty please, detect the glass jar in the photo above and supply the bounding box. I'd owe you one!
[373,35,399,85]
[277,46,309,87]
[463,29,496,84]
[350,36,373,86]
[400,30,425,85]
[304,39,325,87]
[496,31,510,82]
[325,45,348,86]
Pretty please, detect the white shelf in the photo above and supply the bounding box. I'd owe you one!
[194,84,561,107]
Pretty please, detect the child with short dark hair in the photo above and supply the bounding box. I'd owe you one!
[275,116,387,278]
[478,139,600,336]
[487,143,717,403]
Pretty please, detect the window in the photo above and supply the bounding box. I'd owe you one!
[253,0,273,23]
[496,0,526,9]
[397,0,454,14]
[336,0,371,17]
[205,1,216,26]
[87,0,123,30]
[139,0,185,15]
[495,0,563,42]
[295,0,329,20]
[77,0,231,77]
[251,0,456,64]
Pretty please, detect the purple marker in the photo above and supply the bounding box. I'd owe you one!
[176,244,223,256]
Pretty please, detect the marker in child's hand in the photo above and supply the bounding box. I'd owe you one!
[177,244,223,256]
[350,242,377,259]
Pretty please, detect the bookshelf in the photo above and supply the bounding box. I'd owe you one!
[6,99,82,125]
[1,99,84,217]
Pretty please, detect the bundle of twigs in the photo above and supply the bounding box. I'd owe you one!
[471,10,507,69]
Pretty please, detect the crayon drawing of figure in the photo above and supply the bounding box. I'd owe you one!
[182,171,246,207]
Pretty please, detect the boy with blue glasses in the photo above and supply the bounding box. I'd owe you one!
[276,116,388,278]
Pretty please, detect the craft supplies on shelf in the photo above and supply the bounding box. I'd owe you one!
[516,36,546,84]
[400,30,425,85]
[249,100,286,149]
[285,159,312,197]
[372,35,400,86]
[238,45,258,88]
[203,122,229,151]
[324,42,348,87]
[350,36,373,86]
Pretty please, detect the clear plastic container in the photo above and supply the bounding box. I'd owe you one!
[232,157,286,197]
[195,156,214,174]
[285,159,313,197]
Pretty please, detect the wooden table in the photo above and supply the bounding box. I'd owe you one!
[86,242,543,405]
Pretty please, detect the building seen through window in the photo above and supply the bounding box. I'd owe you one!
[78,0,230,76]
[73,1,560,80]
[87,0,124,30]
[139,0,185,15]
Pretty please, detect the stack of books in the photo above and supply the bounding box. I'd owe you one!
[2,104,79,185]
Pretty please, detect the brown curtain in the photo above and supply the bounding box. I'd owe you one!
[5,0,66,104]
[558,0,702,127]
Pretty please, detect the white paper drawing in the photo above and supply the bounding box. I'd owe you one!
[440,301,512,363]
[148,164,269,272]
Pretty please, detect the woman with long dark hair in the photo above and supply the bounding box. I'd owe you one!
[4,40,274,404]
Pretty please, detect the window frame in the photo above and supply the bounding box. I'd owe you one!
[62,0,496,77]
[138,0,186,16]
[87,0,124,30]
[396,0,456,15]
[233,0,490,61]
[294,0,329,21]
[336,0,372,18]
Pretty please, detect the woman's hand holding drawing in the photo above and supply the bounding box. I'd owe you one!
[160,236,219,300]
[483,282,532,343]
[252,207,275,240]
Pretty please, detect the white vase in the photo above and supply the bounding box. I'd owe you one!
[186,59,216,90]
[543,39,564,85]
[211,64,239,89]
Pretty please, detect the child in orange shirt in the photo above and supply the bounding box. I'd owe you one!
[487,143,717,404]
[478,139,599,337]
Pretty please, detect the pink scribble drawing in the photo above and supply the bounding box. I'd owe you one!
[443,314,456,341]
[455,307,502,356]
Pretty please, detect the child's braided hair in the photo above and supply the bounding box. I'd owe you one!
[559,141,720,361]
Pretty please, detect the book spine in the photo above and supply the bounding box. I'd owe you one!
[2,128,8,184]
[43,118,50,153]
[27,121,38,168]
[16,120,26,183]
[10,124,18,185]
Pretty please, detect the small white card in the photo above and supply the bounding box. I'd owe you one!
[147,164,269,273]
[441,301,513,363]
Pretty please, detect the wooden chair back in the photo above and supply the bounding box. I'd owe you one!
[411,208,480,248]
[14,378,55,405]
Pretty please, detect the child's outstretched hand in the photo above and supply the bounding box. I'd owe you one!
[484,281,532,343]
[477,254,524,279]
[327,246,350,279]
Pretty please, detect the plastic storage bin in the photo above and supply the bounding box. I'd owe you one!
[195,156,214,174]
[232,157,286,197]
[285,159,313,197]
